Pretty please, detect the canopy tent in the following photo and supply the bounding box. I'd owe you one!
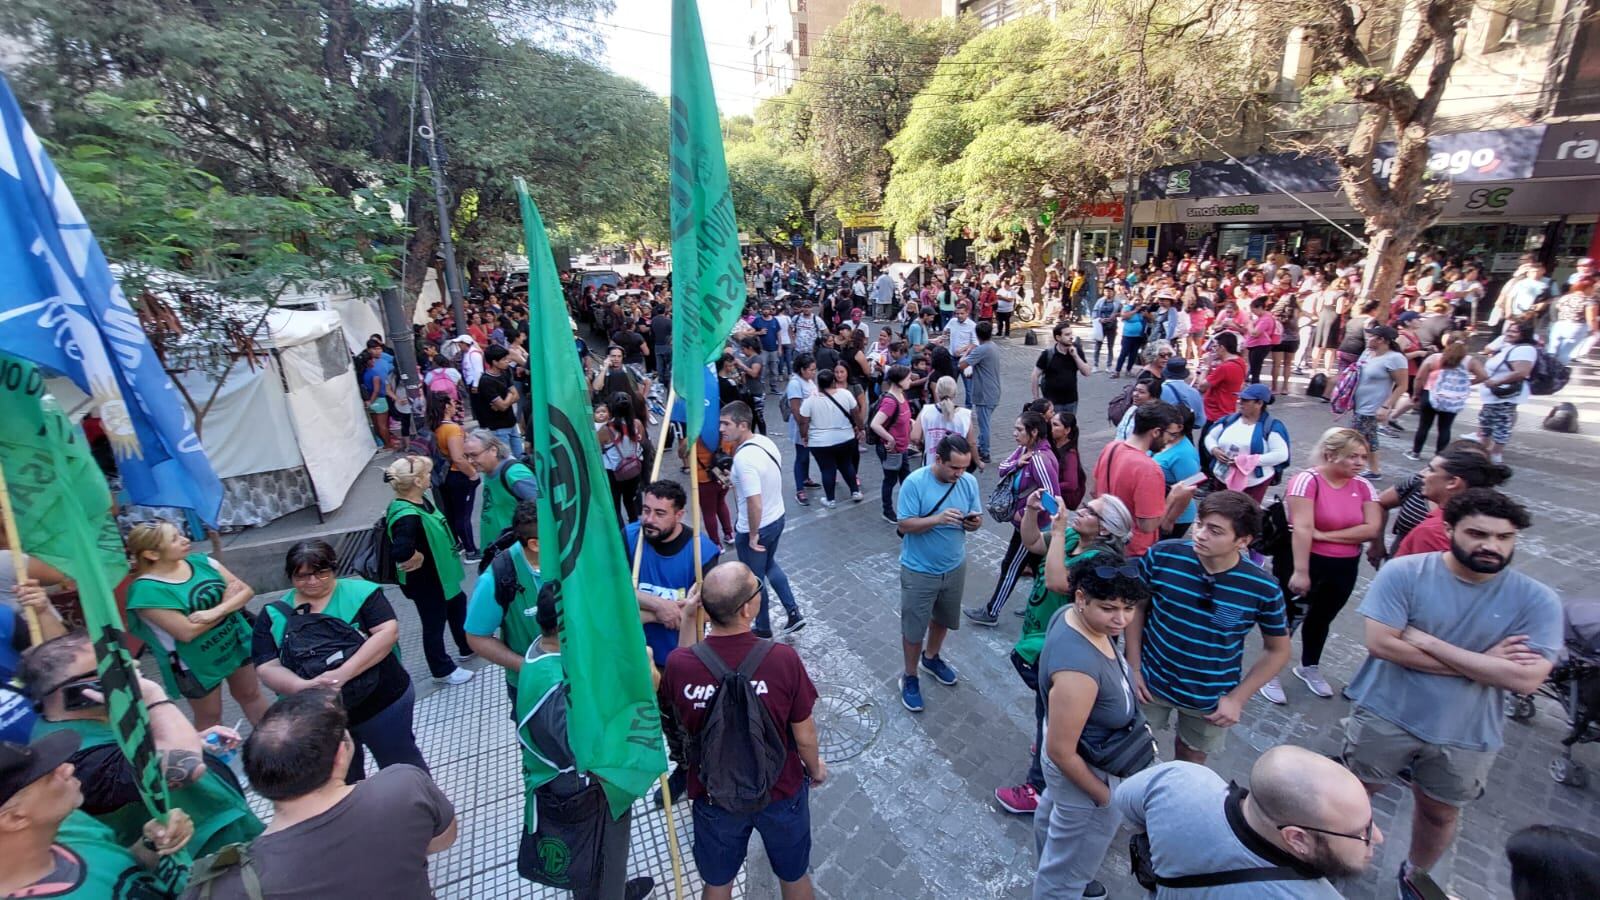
[169,307,373,527]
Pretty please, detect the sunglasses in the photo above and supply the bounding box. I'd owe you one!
[1090,563,1142,580]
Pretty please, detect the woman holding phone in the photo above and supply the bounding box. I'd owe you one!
[965,412,1058,626]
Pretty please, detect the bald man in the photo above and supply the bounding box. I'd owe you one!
[659,562,825,900]
[1113,745,1380,896]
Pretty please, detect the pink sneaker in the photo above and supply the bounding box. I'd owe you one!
[995,783,1039,814]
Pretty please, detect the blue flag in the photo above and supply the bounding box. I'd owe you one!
[0,74,221,522]
[668,364,721,447]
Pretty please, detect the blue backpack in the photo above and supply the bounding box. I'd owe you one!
[1208,411,1292,485]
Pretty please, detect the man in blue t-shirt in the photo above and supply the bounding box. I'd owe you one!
[750,304,783,393]
[1125,491,1290,766]
[622,480,719,806]
[893,434,982,714]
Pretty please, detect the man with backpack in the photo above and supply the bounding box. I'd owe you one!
[464,429,538,558]
[464,502,542,708]
[660,562,825,900]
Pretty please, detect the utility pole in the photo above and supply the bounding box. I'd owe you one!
[379,285,423,436]
[418,81,468,335]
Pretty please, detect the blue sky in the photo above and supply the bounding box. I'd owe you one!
[597,0,758,115]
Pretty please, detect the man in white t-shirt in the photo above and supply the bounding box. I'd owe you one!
[872,270,898,321]
[720,400,804,637]
[775,306,794,379]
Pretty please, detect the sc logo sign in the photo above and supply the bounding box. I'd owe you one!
[1463,187,1513,210]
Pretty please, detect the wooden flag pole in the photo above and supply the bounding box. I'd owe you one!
[0,461,42,644]
[627,382,687,900]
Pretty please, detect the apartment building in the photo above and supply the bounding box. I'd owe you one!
[747,0,946,101]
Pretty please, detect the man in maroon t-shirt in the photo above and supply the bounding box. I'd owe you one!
[661,563,825,898]
[1198,331,1247,423]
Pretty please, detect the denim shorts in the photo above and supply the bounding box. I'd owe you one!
[691,783,812,886]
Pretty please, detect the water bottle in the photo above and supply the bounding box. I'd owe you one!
[204,732,239,766]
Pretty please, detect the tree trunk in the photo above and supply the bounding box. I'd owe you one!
[402,216,440,323]
[1024,224,1050,319]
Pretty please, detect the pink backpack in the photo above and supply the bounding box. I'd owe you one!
[426,366,459,404]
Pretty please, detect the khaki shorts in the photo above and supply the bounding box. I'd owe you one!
[1341,706,1495,807]
[1141,694,1229,756]
[900,565,965,645]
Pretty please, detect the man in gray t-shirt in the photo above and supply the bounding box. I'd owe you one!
[959,322,1002,461]
[1342,489,1559,900]
[1114,747,1375,898]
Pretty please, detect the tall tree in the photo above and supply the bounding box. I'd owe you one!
[1268,0,1473,307]
[773,3,973,217]
[886,8,1261,299]
[0,0,665,313]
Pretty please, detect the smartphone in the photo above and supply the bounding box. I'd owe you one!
[1038,492,1060,515]
[1177,472,1208,489]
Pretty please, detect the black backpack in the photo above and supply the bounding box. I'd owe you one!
[1306,372,1328,400]
[686,640,789,814]
[268,601,381,707]
[343,517,399,585]
[1528,349,1570,396]
[487,547,526,609]
[1253,496,1292,561]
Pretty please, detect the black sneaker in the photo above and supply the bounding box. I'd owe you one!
[752,627,774,639]
[624,876,656,900]
[653,767,687,808]
[882,510,898,525]
[782,611,807,634]
[1083,881,1107,899]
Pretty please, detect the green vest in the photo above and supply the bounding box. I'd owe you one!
[385,499,464,593]
[33,718,263,861]
[1013,534,1110,666]
[267,578,400,662]
[480,461,533,549]
[495,547,543,684]
[52,810,175,898]
[125,555,252,696]
[514,646,567,830]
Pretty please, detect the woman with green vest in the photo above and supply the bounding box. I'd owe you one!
[464,428,538,554]
[124,521,269,730]
[994,491,1133,817]
[384,455,474,686]
[251,539,427,778]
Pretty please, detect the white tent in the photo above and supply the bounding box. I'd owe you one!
[170,307,374,526]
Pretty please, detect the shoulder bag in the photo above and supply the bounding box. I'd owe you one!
[1073,646,1157,777]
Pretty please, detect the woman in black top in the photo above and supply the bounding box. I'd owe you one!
[383,455,473,685]
[251,540,426,780]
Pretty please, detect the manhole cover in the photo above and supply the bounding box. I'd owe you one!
[812,683,883,762]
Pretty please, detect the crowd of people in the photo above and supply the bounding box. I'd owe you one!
[0,244,1595,900]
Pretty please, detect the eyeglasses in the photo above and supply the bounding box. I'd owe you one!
[291,567,335,583]
[1279,819,1377,846]
[1090,563,1142,580]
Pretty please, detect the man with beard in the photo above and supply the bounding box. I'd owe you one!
[1343,488,1560,900]
[1115,745,1378,896]
[622,480,719,806]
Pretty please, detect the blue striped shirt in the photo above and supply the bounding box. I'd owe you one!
[1137,540,1287,711]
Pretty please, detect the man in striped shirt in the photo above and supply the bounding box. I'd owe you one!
[1125,491,1291,765]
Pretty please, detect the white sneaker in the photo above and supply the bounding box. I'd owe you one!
[850,491,863,502]
[436,667,475,686]
[820,498,837,509]
[1258,677,1287,705]
[1293,665,1334,698]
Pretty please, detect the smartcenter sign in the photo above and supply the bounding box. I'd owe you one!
[1181,203,1262,218]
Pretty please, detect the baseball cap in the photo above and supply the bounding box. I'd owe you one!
[1236,383,1273,403]
[0,732,80,806]
[1369,324,1400,343]
[1396,311,1422,324]
[448,334,473,345]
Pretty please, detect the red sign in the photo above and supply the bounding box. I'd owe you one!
[1070,201,1124,221]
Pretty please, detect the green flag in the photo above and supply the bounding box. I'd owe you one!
[0,353,188,888]
[670,0,747,443]
[514,180,667,817]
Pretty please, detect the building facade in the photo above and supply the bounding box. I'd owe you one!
[747,0,947,102]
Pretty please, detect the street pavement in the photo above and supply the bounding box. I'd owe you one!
[221,318,1600,899]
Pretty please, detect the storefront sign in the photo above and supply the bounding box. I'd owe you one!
[1172,177,1600,224]
[1534,122,1600,178]
[1145,127,1549,200]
